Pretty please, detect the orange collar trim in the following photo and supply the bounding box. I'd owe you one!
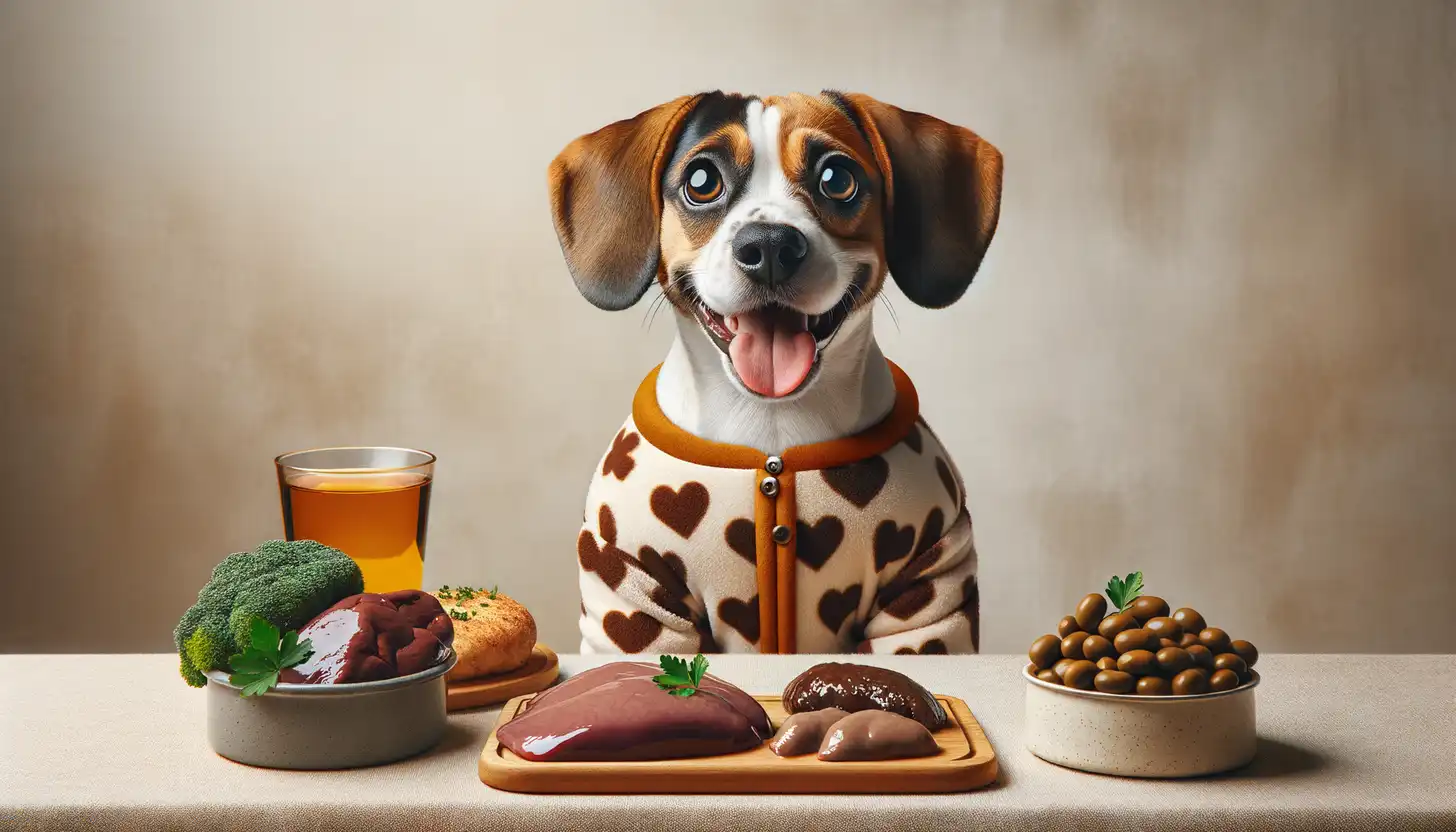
[631,360,920,472]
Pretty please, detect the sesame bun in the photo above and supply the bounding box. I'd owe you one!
[433,588,537,681]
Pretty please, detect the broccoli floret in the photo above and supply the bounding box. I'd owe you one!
[173,539,363,687]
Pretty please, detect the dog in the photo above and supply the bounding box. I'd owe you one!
[550,91,1002,656]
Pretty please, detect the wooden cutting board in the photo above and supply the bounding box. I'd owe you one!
[446,644,559,712]
[478,693,997,794]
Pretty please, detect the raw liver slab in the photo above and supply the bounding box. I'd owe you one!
[495,662,771,761]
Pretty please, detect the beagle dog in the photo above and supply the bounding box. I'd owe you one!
[550,92,1002,656]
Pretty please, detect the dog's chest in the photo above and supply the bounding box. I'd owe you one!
[580,411,965,653]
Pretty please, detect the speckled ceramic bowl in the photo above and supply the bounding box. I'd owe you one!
[1024,666,1259,778]
[205,651,456,770]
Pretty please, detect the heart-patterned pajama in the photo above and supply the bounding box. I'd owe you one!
[577,360,979,655]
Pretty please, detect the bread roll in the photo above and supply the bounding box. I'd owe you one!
[433,588,537,681]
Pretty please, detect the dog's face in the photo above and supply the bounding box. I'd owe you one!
[549,91,1002,400]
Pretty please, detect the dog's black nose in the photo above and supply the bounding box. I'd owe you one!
[732,222,809,286]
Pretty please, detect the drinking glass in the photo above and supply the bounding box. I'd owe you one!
[275,447,435,593]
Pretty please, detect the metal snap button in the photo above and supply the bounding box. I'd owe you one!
[760,476,779,497]
[772,524,792,545]
[765,456,784,475]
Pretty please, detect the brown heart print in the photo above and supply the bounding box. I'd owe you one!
[602,610,663,652]
[577,529,629,590]
[960,574,980,652]
[913,507,945,559]
[935,457,959,505]
[638,545,693,621]
[895,639,948,655]
[717,595,760,644]
[817,583,862,634]
[873,519,916,571]
[597,503,618,545]
[795,516,845,570]
[601,429,640,480]
[903,423,923,454]
[650,481,710,539]
[820,455,890,509]
[724,518,757,564]
[882,579,935,621]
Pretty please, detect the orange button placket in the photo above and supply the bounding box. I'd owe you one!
[630,359,921,656]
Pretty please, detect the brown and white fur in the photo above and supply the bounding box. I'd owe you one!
[548,90,1002,455]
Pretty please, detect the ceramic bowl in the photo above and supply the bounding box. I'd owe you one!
[1023,666,1259,778]
[205,651,457,770]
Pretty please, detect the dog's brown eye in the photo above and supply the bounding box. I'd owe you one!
[684,160,724,205]
[819,163,857,202]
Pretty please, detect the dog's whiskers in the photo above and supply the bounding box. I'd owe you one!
[644,268,697,330]
[878,293,900,331]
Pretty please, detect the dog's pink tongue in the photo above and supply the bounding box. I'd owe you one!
[727,307,816,397]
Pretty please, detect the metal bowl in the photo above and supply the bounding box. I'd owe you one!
[1023,666,1259,778]
[205,651,457,770]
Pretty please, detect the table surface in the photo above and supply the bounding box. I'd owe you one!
[3,653,1454,832]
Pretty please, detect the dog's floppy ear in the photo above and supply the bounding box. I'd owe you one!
[547,95,704,310]
[828,92,1003,309]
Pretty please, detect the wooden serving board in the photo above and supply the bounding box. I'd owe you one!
[446,645,559,712]
[478,693,997,794]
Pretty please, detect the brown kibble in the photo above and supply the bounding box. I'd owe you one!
[1116,649,1158,676]
[1074,594,1108,632]
[1096,657,1118,671]
[1113,628,1157,655]
[1145,616,1183,643]
[1062,660,1099,690]
[1053,658,1077,680]
[1199,627,1233,655]
[1209,669,1240,692]
[1136,676,1172,696]
[1097,611,1140,641]
[1214,652,1249,680]
[1057,615,1081,638]
[1179,632,1200,648]
[1029,634,1062,669]
[1171,607,1206,634]
[1171,668,1210,695]
[1094,670,1136,694]
[1186,644,1215,670]
[1156,646,1194,675]
[1232,639,1259,668]
[1061,631,1091,659]
[1128,595,1170,623]
[1036,668,1062,684]
[1082,635,1117,662]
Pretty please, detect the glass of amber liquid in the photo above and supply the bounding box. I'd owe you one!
[275,447,435,593]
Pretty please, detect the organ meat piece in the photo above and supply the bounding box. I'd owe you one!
[495,662,771,761]
[769,708,849,757]
[782,662,947,730]
[278,590,453,684]
[817,710,940,761]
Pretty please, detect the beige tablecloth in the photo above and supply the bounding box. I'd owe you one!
[2,654,1454,831]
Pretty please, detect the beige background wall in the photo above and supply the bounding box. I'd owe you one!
[3,1,1453,655]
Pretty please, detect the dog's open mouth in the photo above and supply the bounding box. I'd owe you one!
[694,299,851,398]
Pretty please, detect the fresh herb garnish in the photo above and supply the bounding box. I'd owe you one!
[653,653,708,697]
[448,608,477,621]
[437,584,498,607]
[1106,571,1145,612]
[226,617,313,697]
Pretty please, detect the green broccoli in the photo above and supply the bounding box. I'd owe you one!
[173,539,363,686]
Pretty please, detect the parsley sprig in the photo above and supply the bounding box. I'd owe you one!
[227,617,313,697]
[437,585,498,618]
[653,653,708,697]
[1106,571,1145,612]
